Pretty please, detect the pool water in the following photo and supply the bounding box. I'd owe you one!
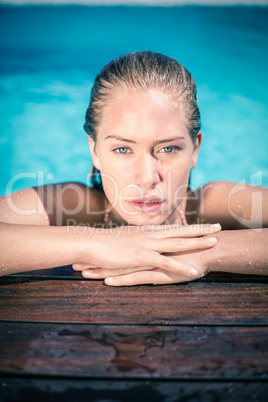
[0,5,267,196]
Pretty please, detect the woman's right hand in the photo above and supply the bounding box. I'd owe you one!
[73,223,221,279]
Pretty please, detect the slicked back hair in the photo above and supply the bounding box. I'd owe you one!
[84,51,201,190]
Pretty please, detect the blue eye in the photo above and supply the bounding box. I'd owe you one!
[115,147,129,154]
[163,147,173,153]
[160,146,180,153]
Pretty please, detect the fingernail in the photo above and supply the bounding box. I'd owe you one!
[189,268,198,277]
[105,277,114,285]
[206,237,217,245]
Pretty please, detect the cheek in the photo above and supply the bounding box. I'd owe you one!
[101,157,133,185]
[101,174,118,205]
[100,159,134,205]
[165,156,191,182]
[164,158,191,198]
[170,169,189,195]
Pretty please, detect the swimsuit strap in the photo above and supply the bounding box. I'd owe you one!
[102,202,111,227]
[178,208,188,226]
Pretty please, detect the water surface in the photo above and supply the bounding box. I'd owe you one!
[0,5,267,195]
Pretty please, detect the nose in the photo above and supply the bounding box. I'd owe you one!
[134,153,161,190]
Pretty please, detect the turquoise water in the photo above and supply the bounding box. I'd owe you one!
[0,5,267,196]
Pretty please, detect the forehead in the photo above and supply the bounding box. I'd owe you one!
[98,87,189,141]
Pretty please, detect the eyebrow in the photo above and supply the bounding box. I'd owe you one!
[154,136,185,145]
[105,135,136,144]
[104,135,185,145]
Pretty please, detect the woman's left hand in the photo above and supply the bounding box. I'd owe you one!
[75,251,207,286]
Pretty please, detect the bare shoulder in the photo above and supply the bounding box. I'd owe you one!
[186,181,268,229]
[0,182,106,226]
[0,186,47,225]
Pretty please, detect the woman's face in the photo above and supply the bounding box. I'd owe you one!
[89,87,201,225]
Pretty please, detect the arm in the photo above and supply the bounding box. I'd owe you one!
[170,228,268,279]
[93,182,268,285]
[0,184,221,277]
[180,180,268,275]
[0,222,88,275]
[0,183,104,275]
[198,228,268,276]
[95,228,268,286]
[0,222,220,277]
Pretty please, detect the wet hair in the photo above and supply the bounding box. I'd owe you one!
[84,51,201,190]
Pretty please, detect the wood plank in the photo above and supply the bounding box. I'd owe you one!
[1,377,267,402]
[1,278,267,324]
[0,322,267,379]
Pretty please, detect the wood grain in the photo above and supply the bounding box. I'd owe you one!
[1,277,267,324]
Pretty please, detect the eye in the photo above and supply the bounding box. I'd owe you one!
[114,147,130,154]
[159,146,181,154]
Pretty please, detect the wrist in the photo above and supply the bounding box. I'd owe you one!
[175,233,225,275]
[69,226,101,264]
[198,233,225,273]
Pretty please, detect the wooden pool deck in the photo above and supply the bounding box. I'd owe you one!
[0,266,268,401]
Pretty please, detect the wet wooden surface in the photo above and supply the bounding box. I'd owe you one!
[1,265,268,401]
[1,277,268,325]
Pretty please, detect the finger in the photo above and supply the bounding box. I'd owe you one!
[142,251,197,277]
[156,223,221,239]
[82,265,154,279]
[148,236,217,253]
[104,269,187,286]
[73,263,98,271]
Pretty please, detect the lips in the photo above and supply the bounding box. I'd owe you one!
[128,197,165,213]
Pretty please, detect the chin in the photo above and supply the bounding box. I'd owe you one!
[125,213,169,226]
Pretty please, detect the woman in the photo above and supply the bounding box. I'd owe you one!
[0,51,267,285]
